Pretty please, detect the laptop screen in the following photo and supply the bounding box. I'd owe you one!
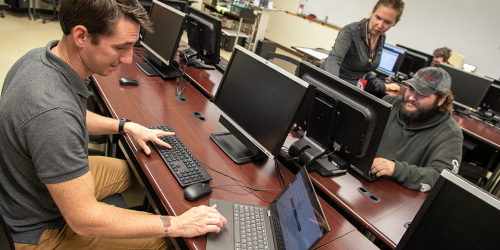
[269,167,330,250]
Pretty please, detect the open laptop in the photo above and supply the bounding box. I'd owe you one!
[207,167,330,250]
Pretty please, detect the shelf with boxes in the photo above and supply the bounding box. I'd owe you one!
[204,1,271,52]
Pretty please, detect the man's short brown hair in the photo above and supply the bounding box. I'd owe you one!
[433,47,452,62]
[58,0,152,45]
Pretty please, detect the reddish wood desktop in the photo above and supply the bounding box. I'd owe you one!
[183,54,500,248]
[183,64,223,101]
[181,54,427,249]
[89,48,376,249]
[282,134,427,249]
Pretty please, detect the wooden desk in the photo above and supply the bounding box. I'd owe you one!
[452,114,500,192]
[90,50,371,249]
[181,52,423,249]
[292,46,329,66]
[282,135,427,249]
[183,64,223,101]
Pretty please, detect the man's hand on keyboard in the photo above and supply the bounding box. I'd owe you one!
[123,122,175,155]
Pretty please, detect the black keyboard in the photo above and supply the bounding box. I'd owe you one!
[150,124,212,188]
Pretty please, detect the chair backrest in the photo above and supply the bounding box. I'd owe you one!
[263,52,301,76]
[0,214,14,250]
[448,51,465,68]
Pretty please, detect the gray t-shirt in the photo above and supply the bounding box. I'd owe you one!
[0,41,91,244]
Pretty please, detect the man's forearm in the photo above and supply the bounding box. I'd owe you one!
[86,110,121,135]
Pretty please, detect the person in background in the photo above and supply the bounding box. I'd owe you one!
[370,67,463,192]
[0,0,226,249]
[432,47,452,67]
[320,0,405,95]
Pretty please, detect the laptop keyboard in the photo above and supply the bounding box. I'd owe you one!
[271,216,286,250]
[150,124,212,188]
[233,204,269,250]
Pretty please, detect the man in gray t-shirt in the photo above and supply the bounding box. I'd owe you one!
[0,0,227,249]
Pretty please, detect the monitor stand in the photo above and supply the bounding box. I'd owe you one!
[210,132,265,164]
[289,137,346,177]
[187,58,216,70]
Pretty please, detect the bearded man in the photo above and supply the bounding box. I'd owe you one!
[370,67,463,192]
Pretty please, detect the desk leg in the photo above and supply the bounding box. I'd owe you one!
[234,18,243,51]
[486,160,500,193]
[249,14,259,52]
[252,9,271,52]
[32,0,37,21]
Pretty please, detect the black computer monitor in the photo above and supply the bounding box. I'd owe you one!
[398,50,432,78]
[396,169,500,250]
[138,0,185,79]
[377,44,406,77]
[440,63,492,111]
[396,44,433,77]
[159,0,187,12]
[211,45,309,164]
[182,7,222,68]
[290,61,392,181]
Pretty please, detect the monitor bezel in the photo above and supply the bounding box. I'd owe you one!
[212,45,309,161]
[186,6,222,65]
[395,44,434,65]
[295,61,392,180]
[159,0,187,12]
[440,63,492,111]
[139,0,186,67]
[396,169,500,249]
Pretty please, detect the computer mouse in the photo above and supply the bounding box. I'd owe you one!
[119,77,139,86]
[183,183,212,201]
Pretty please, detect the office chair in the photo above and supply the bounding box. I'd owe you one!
[263,52,301,76]
[40,0,58,24]
[0,214,14,250]
[0,3,7,18]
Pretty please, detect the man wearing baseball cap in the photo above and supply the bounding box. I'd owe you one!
[370,67,463,192]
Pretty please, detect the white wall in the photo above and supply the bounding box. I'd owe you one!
[267,0,500,79]
[265,10,338,50]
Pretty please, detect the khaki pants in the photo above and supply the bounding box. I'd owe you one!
[15,156,174,250]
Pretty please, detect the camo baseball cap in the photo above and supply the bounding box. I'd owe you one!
[403,67,452,96]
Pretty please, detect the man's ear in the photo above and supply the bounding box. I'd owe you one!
[437,95,446,107]
[72,25,89,48]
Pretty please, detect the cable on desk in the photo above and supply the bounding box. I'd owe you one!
[274,159,286,189]
[198,159,281,204]
[175,53,191,97]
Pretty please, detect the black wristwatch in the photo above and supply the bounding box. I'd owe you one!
[118,118,131,135]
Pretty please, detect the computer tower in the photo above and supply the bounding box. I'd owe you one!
[255,40,277,57]
[221,32,246,51]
